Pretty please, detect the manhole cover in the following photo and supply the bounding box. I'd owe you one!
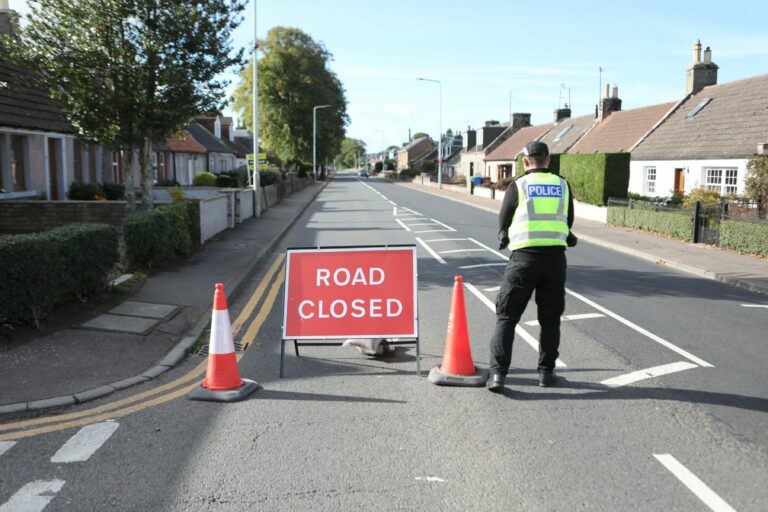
[195,341,244,356]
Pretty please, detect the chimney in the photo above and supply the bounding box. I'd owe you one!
[0,0,15,36]
[511,113,531,131]
[599,83,622,121]
[463,129,476,151]
[604,83,610,99]
[553,106,571,123]
[686,41,718,95]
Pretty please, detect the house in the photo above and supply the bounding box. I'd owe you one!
[420,133,463,176]
[164,130,207,185]
[187,122,237,173]
[484,122,555,181]
[537,108,596,156]
[396,137,436,171]
[458,120,511,181]
[630,43,768,197]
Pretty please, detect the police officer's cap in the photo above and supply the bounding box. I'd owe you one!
[522,141,549,157]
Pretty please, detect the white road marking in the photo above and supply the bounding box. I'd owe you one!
[0,480,66,512]
[381,195,388,200]
[405,222,439,227]
[467,237,509,260]
[415,476,446,482]
[50,420,119,463]
[0,441,16,458]
[429,219,456,231]
[524,313,606,326]
[459,263,507,269]
[401,207,421,215]
[653,454,737,512]
[464,282,566,367]
[389,200,397,206]
[392,206,397,215]
[741,304,768,308]
[414,229,454,234]
[601,361,698,388]
[565,288,714,368]
[395,219,412,232]
[438,248,487,255]
[415,237,447,265]
[425,238,468,243]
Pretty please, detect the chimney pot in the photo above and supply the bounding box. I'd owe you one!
[0,0,9,10]
[604,83,610,99]
[693,40,702,64]
[703,46,712,63]
[612,85,619,98]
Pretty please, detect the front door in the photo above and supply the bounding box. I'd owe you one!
[48,138,59,200]
[674,168,685,195]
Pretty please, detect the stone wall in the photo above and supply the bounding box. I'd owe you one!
[0,201,131,234]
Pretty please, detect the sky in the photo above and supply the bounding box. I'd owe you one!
[11,0,768,153]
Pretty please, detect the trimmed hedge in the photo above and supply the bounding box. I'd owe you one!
[123,200,199,269]
[558,153,630,205]
[720,219,768,257]
[193,172,217,187]
[607,205,693,241]
[0,224,119,326]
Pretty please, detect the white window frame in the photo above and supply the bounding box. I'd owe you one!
[644,166,656,195]
[704,167,737,195]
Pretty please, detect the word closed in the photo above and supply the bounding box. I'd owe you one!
[283,247,417,339]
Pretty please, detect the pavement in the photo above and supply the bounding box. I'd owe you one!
[1,175,766,415]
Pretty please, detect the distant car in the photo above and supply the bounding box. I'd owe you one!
[358,169,369,178]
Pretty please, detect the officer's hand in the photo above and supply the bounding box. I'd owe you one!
[567,231,578,247]
[498,236,510,250]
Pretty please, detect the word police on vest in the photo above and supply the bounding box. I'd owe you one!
[527,184,563,198]
[298,267,403,320]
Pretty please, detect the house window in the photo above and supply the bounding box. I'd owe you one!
[553,125,572,142]
[73,140,84,183]
[705,167,737,195]
[644,167,656,195]
[10,135,26,191]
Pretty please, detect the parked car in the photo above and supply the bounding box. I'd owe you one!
[358,169,369,178]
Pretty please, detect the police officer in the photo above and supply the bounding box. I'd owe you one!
[488,140,574,392]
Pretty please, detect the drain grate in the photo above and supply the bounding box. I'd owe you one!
[196,340,244,356]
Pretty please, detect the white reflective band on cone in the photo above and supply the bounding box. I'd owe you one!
[209,309,235,355]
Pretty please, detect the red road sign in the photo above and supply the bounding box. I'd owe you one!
[282,246,418,340]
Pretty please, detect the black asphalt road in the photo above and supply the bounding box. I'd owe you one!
[1,172,766,511]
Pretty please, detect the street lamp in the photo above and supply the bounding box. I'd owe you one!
[313,104,333,179]
[417,77,442,189]
[252,0,261,217]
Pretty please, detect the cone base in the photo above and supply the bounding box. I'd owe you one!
[427,365,489,387]
[188,379,261,402]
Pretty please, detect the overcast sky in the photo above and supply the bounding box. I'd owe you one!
[11,0,768,152]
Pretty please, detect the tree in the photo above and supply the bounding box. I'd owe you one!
[336,138,366,169]
[445,128,454,139]
[2,0,245,210]
[232,27,348,168]
[412,132,429,140]
[745,155,768,217]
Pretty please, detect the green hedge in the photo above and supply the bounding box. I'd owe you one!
[557,153,630,205]
[720,219,768,256]
[608,205,693,241]
[123,200,198,269]
[193,172,217,187]
[0,224,119,326]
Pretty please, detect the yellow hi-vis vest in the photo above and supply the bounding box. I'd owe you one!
[507,173,569,250]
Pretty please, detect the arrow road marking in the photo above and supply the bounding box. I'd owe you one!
[601,361,698,388]
[50,420,119,463]
[654,454,737,512]
[0,480,65,512]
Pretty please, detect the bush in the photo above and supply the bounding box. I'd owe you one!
[0,224,119,326]
[720,219,768,257]
[158,202,193,256]
[682,187,721,208]
[493,177,515,191]
[157,178,180,187]
[100,182,126,200]
[192,172,217,187]
[123,200,200,269]
[215,174,239,188]
[259,169,280,186]
[745,155,768,216]
[297,167,308,179]
[374,162,384,173]
[608,202,693,241]
[547,153,630,205]
[67,182,103,201]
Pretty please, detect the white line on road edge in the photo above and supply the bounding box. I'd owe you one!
[653,454,737,512]
[414,229,454,234]
[565,288,714,368]
[50,420,119,463]
[0,441,16,458]
[401,207,421,215]
[464,282,566,367]
[459,263,507,269]
[438,248,487,255]
[524,313,606,326]
[741,304,768,308]
[467,237,509,261]
[429,219,456,231]
[415,237,447,265]
[0,480,65,512]
[601,361,698,388]
[424,238,468,243]
[415,476,446,482]
[395,219,412,232]
[485,286,500,292]
[389,200,397,206]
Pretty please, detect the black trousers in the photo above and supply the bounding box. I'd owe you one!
[489,251,566,375]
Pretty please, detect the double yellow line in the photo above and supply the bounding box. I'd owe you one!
[0,254,286,441]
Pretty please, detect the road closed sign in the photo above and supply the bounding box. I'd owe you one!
[282,246,418,340]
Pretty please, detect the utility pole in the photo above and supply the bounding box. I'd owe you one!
[416,77,442,189]
[252,0,261,217]
[313,104,332,178]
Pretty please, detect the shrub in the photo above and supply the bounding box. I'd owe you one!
[374,162,384,173]
[0,224,118,326]
[192,172,217,187]
[297,167,308,179]
[555,153,629,205]
[720,219,768,257]
[682,187,721,208]
[493,177,515,191]
[259,169,280,186]
[169,187,184,201]
[100,182,126,200]
[123,200,200,269]
[745,155,768,216]
[158,202,193,257]
[67,182,102,201]
[215,174,239,188]
[607,202,693,241]
[157,178,180,187]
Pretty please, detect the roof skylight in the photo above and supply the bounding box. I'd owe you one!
[686,98,711,118]
[553,125,573,141]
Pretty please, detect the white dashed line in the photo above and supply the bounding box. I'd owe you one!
[524,313,606,326]
[741,304,768,308]
[416,237,447,265]
[395,219,412,232]
[414,229,454,234]
[425,238,468,243]
[401,207,421,215]
[50,421,119,463]
[0,480,66,512]
[565,288,713,368]
[485,286,501,292]
[415,476,446,483]
[393,206,397,215]
[601,361,698,388]
[653,454,737,512]
[429,219,456,231]
[438,248,487,255]
[464,282,566,367]
[0,441,16,458]
[459,263,507,269]
[405,223,440,227]
[467,237,509,260]
[389,200,397,206]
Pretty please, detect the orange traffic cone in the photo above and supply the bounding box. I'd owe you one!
[189,283,260,402]
[428,276,489,386]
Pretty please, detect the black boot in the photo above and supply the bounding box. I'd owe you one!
[538,369,558,387]
[488,373,506,393]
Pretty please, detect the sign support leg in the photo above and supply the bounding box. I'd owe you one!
[294,340,300,357]
[416,336,421,377]
[280,339,285,378]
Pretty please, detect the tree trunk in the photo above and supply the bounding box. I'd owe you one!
[139,138,154,210]
[123,148,137,212]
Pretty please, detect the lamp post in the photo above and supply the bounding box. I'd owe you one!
[251,0,261,217]
[416,77,442,188]
[313,104,332,179]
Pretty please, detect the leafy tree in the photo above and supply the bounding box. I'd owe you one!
[682,187,721,208]
[745,155,768,217]
[2,0,245,210]
[232,27,348,167]
[412,132,430,140]
[335,137,366,169]
[445,128,454,139]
